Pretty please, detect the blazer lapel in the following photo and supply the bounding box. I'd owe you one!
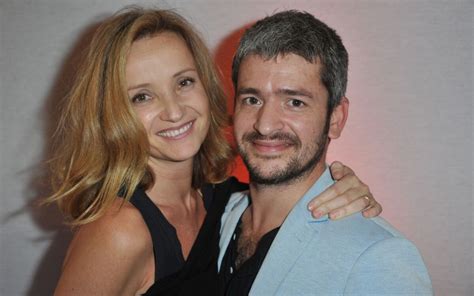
[250,168,333,295]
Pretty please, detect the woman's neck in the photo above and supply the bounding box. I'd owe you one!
[145,158,206,260]
[145,158,195,207]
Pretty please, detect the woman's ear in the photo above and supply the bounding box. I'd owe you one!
[328,96,349,140]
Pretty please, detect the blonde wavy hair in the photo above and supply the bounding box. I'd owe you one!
[46,7,234,225]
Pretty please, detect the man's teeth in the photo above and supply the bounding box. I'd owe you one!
[158,121,193,138]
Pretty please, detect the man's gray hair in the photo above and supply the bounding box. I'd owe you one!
[232,10,348,111]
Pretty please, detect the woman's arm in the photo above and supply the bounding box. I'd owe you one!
[54,201,154,296]
[307,161,382,220]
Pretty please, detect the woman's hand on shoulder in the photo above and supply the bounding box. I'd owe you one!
[307,161,382,220]
[54,199,154,296]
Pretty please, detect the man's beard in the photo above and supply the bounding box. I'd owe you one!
[237,121,329,186]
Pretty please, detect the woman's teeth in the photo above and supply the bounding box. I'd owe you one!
[157,121,193,138]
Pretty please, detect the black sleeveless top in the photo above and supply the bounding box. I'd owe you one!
[129,177,248,295]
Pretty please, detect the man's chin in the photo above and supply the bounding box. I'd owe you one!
[247,165,296,186]
[245,159,289,176]
[245,155,322,186]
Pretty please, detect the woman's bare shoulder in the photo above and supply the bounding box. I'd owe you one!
[55,198,153,295]
[83,198,149,245]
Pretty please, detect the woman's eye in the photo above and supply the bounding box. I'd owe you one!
[178,78,195,88]
[243,97,261,105]
[131,93,151,103]
[288,99,305,108]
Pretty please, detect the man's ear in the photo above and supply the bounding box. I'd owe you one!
[328,96,349,140]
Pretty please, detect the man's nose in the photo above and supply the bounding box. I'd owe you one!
[253,102,284,135]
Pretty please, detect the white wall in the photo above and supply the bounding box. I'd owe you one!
[1,0,472,295]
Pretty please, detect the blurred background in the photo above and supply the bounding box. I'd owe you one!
[1,0,472,295]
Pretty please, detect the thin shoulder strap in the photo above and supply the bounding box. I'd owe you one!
[129,188,184,280]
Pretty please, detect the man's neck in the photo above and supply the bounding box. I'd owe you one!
[245,161,327,238]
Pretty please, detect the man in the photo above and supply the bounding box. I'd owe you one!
[218,10,432,295]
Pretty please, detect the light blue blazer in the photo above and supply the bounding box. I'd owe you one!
[218,168,432,295]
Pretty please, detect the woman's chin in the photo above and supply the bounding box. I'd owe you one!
[149,147,201,164]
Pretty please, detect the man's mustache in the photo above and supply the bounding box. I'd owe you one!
[242,132,301,148]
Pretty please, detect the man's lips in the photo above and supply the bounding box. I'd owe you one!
[251,139,294,153]
[156,120,194,139]
[242,132,300,154]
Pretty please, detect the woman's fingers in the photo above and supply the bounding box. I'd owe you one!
[308,185,371,219]
[307,161,382,219]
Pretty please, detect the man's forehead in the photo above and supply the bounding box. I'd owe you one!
[237,53,324,89]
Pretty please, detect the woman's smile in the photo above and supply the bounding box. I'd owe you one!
[157,120,194,139]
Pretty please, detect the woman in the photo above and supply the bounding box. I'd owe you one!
[48,7,381,295]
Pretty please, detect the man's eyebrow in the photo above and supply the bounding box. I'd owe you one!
[236,87,261,96]
[277,88,313,99]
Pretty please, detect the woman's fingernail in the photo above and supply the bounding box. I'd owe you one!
[313,211,322,218]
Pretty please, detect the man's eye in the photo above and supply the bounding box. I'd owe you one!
[288,99,305,108]
[243,97,261,105]
[131,93,151,103]
[178,78,195,88]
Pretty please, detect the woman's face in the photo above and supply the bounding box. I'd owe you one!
[125,31,210,166]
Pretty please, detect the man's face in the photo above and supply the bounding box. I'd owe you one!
[233,54,346,186]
